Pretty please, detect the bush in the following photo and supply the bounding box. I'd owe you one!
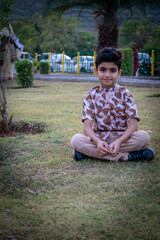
[15,60,33,88]
[39,62,49,74]
[121,48,133,76]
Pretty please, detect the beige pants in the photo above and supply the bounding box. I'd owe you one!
[71,130,150,161]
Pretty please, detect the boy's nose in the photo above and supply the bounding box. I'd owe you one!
[105,70,110,77]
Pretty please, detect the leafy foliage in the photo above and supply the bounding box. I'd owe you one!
[121,48,133,76]
[40,15,77,53]
[76,32,97,52]
[39,62,49,74]
[11,2,160,55]
[119,20,139,47]
[12,15,97,54]
[12,17,43,54]
[15,60,33,88]
[45,0,160,50]
[0,0,13,28]
[119,17,160,56]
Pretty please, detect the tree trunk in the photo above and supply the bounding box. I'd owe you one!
[96,15,119,52]
[0,65,8,121]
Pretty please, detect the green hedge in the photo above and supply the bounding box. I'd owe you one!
[121,48,133,76]
[39,62,49,74]
[15,60,33,88]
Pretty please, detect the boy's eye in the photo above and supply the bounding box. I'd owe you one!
[99,68,105,72]
[111,68,117,73]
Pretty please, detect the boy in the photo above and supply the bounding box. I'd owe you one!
[71,47,155,162]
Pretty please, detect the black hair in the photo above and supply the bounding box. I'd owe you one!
[95,47,123,70]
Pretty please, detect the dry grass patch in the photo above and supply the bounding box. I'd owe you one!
[0,120,46,137]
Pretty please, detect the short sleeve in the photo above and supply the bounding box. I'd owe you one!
[124,89,140,122]
[82,92,95,122]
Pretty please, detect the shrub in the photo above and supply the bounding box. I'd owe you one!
[39,62,49,74]
[121,48,133,76]
[15,60,33,88]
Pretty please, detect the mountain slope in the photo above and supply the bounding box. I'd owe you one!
[10,0,160,32]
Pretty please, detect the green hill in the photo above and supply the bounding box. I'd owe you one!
[10,0,160,33]
[10,0,47,20]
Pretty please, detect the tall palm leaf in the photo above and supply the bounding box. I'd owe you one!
[45,0,160,52]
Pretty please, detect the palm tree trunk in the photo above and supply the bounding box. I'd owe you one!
[97,15,119,52]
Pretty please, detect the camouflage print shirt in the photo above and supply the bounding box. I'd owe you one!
[82,83,140,141]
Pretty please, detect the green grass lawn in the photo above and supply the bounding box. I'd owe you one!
[0,79,160,240]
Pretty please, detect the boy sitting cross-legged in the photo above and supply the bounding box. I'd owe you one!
[71,47,155,162]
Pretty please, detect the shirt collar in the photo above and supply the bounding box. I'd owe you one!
[100,83,118,92]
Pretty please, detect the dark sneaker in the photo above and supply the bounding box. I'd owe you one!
[128,148,155,162]
[72,150,88,161]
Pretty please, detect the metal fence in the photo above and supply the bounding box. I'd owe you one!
[138,51,160,76]
[35,52,96,74]
[21,50,160,76]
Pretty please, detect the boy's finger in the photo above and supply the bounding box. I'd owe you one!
[99,151,108,157]
[101,147,110,153]
[111,149,118,156]
[99,149,108,155]
[103,143,109,148]
[98,148,109,155]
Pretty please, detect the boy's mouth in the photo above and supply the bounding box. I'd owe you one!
[103,79,112,81]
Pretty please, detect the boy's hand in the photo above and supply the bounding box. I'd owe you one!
[109,140,121,156]
[97,140,110,157]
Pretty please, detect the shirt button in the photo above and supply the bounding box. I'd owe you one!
[107,102,109,104]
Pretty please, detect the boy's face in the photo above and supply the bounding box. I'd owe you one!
[94,62,121,89]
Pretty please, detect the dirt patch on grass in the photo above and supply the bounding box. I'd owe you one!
[0,120,46,137]
[147,94,160,98]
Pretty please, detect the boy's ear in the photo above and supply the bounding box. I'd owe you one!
[118,69,122,77]
[94,68,98,76]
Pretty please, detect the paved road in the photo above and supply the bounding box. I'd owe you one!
[34,74,160,88]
